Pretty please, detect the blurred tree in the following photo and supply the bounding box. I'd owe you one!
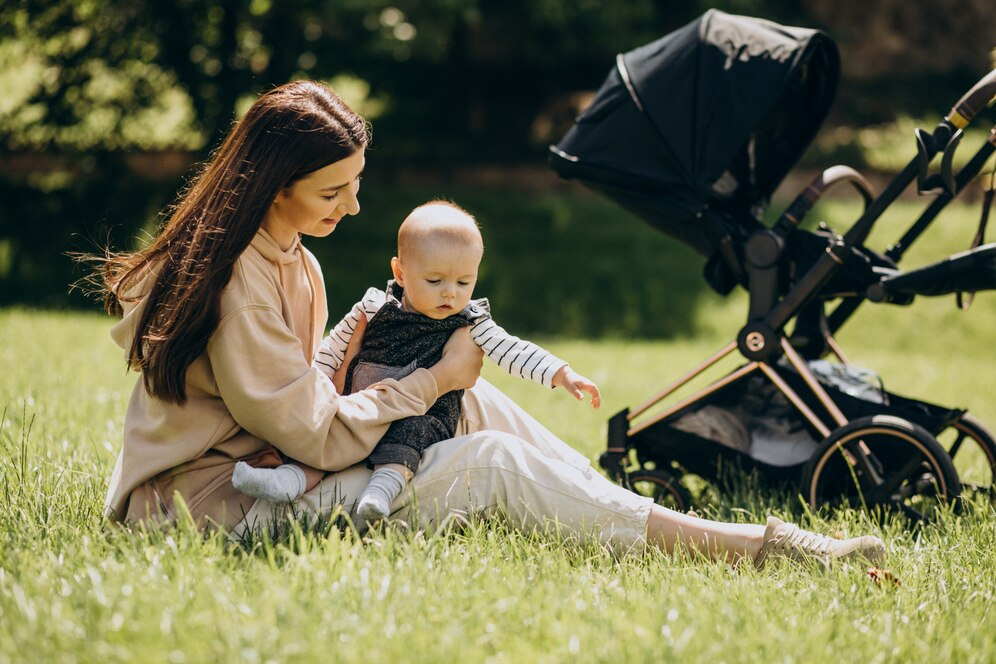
[804,0,995,122]
[1,0,681,308]
[0,1,199,151]
[2,0,991,308]
[0,0,685,157]
[805,0,994,79]
[0,1,197,306]
[139,0,390,148]
[4,0,990,155]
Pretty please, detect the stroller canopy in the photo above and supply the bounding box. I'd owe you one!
[549,10,839,256]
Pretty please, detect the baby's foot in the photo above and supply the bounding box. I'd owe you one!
[232,462,306,502]
[355,467,407,522]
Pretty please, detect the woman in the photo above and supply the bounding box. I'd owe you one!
[99,80,884,567]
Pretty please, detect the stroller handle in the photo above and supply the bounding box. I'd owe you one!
[772,166,875,238]
[948,68,996,129]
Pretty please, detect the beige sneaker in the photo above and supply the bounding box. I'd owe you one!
[754,516,886,569]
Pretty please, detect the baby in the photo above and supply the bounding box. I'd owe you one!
[233,201,600,521]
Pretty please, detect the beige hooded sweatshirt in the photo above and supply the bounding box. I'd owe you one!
[104,229,439,529]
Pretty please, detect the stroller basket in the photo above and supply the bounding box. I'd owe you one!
[627,362,960,480]
[624,364,964,500]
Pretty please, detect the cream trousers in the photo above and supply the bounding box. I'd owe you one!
[233,378,653,554]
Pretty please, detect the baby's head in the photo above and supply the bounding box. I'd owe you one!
[391,201,484,319]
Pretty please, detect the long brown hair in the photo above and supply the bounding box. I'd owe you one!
[101,81,368,404]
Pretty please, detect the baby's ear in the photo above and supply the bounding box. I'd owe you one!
[390,256,404,285]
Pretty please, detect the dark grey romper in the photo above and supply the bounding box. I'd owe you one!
[343,281,490,472]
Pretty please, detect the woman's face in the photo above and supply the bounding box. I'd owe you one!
[262,148,366,250]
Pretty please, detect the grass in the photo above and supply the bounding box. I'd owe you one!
[2,194,996,662]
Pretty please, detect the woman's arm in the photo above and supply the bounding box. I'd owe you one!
[429,327,484,394]
[208,307,483,472]
[209,305,439,471]
[326,309,483,395]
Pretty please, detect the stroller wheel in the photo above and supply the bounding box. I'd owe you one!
[802,415,961,522]
[626,469,692,513]
[939,414,996,501]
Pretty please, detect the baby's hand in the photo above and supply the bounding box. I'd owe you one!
[552,365,601,409]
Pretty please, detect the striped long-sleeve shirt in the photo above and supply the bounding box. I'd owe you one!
[314,283,568,389]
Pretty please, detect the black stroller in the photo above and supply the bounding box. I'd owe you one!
[549,10,996,519]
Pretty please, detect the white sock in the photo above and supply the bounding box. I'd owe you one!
[232,462,307,502]
[355,468,407,522]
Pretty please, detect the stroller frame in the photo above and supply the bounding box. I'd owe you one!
[604,98,996,518]
[549,10,996,518]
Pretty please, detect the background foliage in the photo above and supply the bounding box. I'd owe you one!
[1,0,994,323]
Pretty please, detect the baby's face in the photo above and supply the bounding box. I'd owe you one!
[394,241,481,319]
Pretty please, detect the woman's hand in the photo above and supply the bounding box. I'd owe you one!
[429,327,484,394]
[331,313,367,393]
[551,365,601,409]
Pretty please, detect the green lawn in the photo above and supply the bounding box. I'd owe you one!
[2,195,995,662]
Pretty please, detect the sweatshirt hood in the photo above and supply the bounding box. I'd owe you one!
[251,228,301,265]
